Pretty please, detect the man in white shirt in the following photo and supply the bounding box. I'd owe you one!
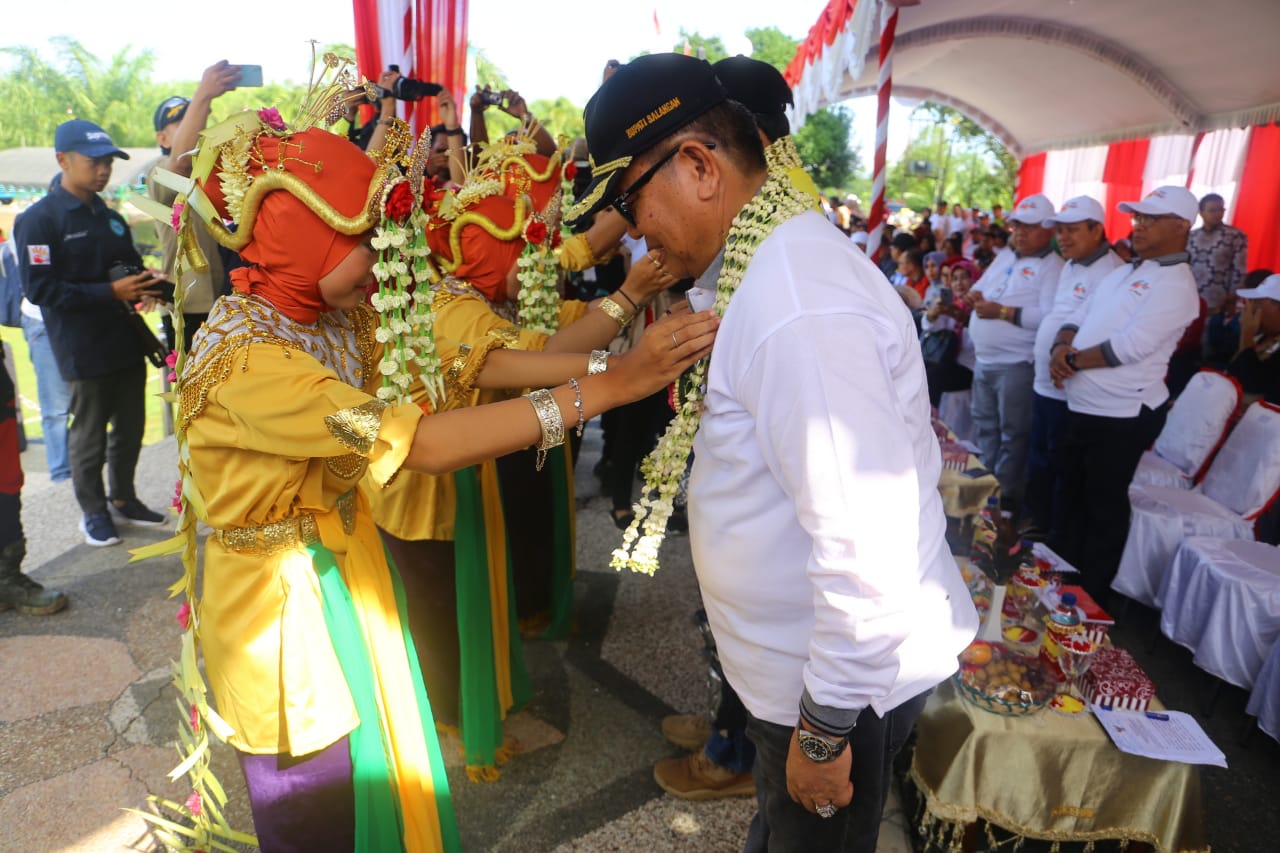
[1048,186,1200,599]
[567,54,977,852]
[966,194,1064,513]
[1024,196,1123,534]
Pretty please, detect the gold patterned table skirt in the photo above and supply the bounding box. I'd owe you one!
[911,680,1209,853]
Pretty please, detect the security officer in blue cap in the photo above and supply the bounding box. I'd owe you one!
[14,119,169,549]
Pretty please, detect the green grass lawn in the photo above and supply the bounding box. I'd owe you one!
[1,320,173,448]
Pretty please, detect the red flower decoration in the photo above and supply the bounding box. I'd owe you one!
[176,601,192,630]
[190,703,201,732]
[524,219,548,245]
[385,181,415,224]
[551,229,562,249]
[564,162,578,181]
[257,107,286,132]
[186,791,203,817]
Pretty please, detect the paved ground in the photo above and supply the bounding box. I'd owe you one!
[1,427,1276,852]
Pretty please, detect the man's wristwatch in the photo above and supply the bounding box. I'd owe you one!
[797,727,849,763]
[1065,351,1079,371]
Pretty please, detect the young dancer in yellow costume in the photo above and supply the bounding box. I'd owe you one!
[152,76,716,852]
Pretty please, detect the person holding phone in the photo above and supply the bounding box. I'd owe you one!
[14,120,168,546]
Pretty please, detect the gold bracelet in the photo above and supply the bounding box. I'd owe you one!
[525,388,565,471]
[598,297,633,330]
[588,350,610,375]
[567,377,585,436]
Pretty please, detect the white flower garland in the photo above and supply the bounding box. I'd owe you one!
[611,171,813,575]
[515,241,562,334]
[371,203,445,409]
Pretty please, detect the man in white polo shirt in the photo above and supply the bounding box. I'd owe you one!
[1048,186,1200,599]
[967,193,1064,513]
[568,54,978,851]
[1023,196,1123,535]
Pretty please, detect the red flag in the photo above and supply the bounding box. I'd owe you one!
[682,39,692,56]
[653,7,661,35]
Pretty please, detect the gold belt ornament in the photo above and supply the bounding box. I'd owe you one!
[215,491,357,554]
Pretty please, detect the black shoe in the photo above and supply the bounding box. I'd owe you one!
[668,508,688,534]
[80,512,122,547]
[611,509,635,529]
[109,498,167,527]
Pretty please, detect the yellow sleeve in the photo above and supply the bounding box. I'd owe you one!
[435,290,550,352]
[208,344,422,488]
[558,299,589,328]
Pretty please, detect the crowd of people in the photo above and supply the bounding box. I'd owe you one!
[0,47,1275,853]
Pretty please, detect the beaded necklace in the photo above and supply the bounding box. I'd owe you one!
[611,170,813,574]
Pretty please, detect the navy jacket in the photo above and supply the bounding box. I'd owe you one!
[13,182,148,381]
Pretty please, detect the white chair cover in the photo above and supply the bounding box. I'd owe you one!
[1132,450,1194,490]
[1112,486,1255,608]
[1114,402,1280,607]
[1151,370,1241,481]
[938,389,974,443]
[1158,537,1280,690]
[1247,640,1280,744]
[1199,402,1280,519]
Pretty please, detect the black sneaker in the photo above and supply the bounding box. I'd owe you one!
[109,498,167,527]
[80,512,122,547]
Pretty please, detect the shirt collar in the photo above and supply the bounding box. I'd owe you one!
[695,247,726,291]
[1016,244,1054,260]
[50,182,105,213]
[1132,251,1189,268]
[1072,244,1111,268]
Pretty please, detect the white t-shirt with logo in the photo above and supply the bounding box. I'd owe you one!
[968,248,1064,365]
[1063,257,1199,418]
[1033,249,1124,400]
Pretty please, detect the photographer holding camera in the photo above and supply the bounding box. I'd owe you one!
[14,120,169,547]
[468,84,557,157]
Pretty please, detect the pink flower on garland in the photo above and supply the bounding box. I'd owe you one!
[176,601,191,630]
[165,351,178,368]
[186,791,202,816]
[258,107,286,132]
[170,202,184,231]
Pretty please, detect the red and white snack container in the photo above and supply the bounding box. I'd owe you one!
[1076,646,1155,712]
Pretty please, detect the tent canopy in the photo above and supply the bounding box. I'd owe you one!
[789,0,1280,158]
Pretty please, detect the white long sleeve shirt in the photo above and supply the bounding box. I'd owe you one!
[689,211,978,730]
[1032,246,1124,400]
[968,247,1064,365]
[1062,254,1199,418]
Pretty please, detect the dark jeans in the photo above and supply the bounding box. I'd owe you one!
[1024,393,1069,530]
[0,363,23,549]
[743,691,929,853]
[609,389,674,512]
[380,532,460,726]
[67,362,147,516]
[1050,404,1167,600]
[924,359,972,408]
[237,736,355,853]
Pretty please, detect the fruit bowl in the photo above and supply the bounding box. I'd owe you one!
[955,641,1055,716]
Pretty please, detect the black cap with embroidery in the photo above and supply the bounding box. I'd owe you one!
[153,96,190,132]
[712,55,793,116]
[567,53,727,226]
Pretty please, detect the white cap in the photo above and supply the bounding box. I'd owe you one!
[1043,195,1105,226]
[1237,273,1280,301]
[850,230,868,246]
[1117,185,1199,223]
[1007,193,1054,226]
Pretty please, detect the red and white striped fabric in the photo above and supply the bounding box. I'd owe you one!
[352,0,470,135]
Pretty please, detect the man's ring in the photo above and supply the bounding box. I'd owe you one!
[652,255,665,273]
[671,332,679,348]
[816,803,837,819]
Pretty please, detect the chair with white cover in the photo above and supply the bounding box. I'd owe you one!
[1157,537,1280,690]
[1113,401,1280,608]
[1131,369,1241,490]
[1247,639,1280,744]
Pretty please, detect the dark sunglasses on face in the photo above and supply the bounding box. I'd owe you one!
[610,141,717,226]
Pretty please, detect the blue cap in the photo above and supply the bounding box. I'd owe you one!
[54,119,130,160]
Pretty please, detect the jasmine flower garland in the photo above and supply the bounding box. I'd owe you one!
[515,236,562,335]
[611,171,813,575]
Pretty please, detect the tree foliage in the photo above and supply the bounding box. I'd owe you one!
[673,30,728,63]
[887,102,1017,211]
[794,105,860,191]
[746,26,800,72]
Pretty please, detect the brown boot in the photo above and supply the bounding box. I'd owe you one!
[653,751,755,800]
[0,539,68,616]
[661,713,713,751]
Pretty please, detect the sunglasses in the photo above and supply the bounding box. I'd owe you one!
[610,141,716,227]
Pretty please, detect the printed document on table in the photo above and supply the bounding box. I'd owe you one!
[1032,542,1079,573]
[1092,706,1228,768]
